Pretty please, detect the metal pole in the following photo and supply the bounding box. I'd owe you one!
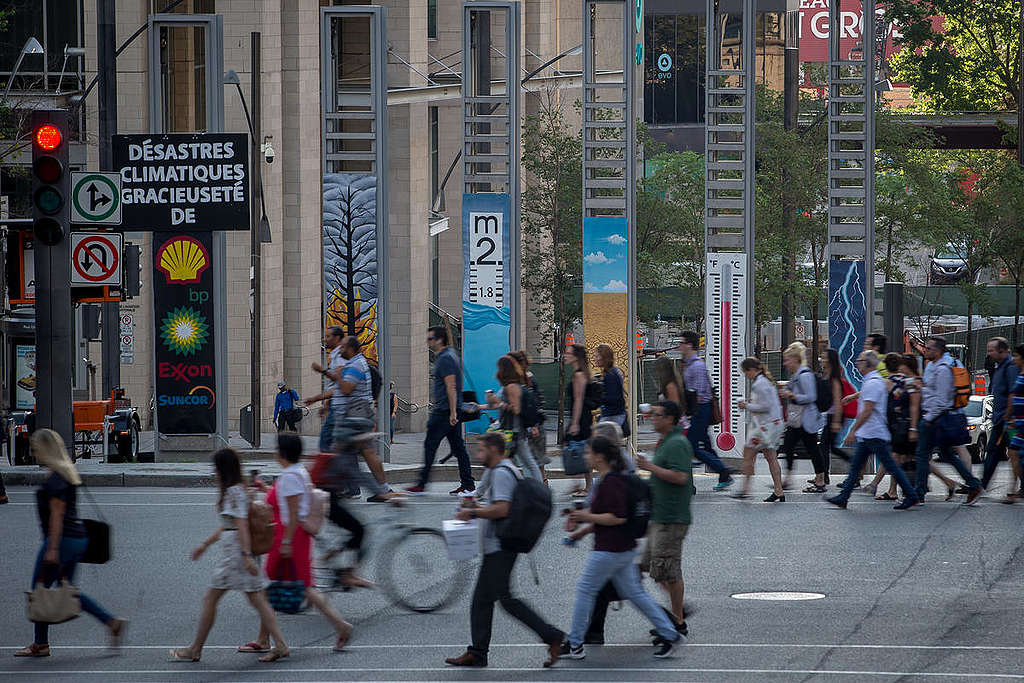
[780,6,799,356]
[249,31,262,447]
[744,0,756,355]
[625,0,638,451]
[98,0,120,396]
[865,0,876,332]
[1018,0,1023,166]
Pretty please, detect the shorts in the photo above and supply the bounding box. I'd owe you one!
[746,417,783,451]
[1009,422,1024,452]
[640,522,689,583]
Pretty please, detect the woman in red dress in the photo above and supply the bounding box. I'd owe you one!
[239,434,353,654]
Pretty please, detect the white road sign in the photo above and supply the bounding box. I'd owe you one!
[71,232,123,286]
[71,172,122,225]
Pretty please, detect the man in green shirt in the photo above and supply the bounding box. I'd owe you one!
[636,400,693,632]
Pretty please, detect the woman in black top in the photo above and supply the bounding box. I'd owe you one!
[564,343,594,497]
[596,344,627,429]
[15,429,125,658]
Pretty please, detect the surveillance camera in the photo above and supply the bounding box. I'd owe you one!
[261,138,275,164]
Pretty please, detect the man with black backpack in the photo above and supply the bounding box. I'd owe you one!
[445,432,564,669]
[636,400,693,637]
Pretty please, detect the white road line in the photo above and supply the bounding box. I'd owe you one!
[4,643,1023,651]
[2,668,1021,678]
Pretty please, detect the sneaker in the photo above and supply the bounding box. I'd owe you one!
[712,479,734,491]
[653,636,684,658]
[403,485,426,495]
[449,486,475,497]
[366,494,389,503]
[558,641,585,660]
[825,495,847,509]
[964,487,984,506]
[893,496,919,510]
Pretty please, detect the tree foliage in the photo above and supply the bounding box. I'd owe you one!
[886,0,1021,111]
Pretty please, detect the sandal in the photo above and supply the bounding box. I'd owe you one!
[14,644,50,658]
[169,648,200,662]
[875,493,897,501]
[333,623,354,652]
[108,618,128,651]
[803,485,827,494]
[258,647,290,663]
[861,484,877,496]
[238,641,270,653]
[945,486,956,501]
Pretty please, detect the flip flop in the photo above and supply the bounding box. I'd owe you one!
[238,642,270,653]
[169,648,200,662]
[333,623,354,652]
[875,493,897,501]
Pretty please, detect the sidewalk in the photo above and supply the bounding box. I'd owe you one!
[1,424,669,488]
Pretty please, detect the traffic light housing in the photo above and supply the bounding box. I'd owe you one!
[31,112,70,246]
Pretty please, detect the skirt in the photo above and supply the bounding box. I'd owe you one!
[211,530,271,593]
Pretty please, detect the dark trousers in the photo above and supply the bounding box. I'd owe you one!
[586,581,620,638]
[419,411,475,490]
[981,421,1008,489]
[781,426,827,474]
[688,402,732,483]
[276,412,299,432]
[835,438,916,503]
[328,492,365,562]
[468,550,562,657]
[0,471,6,496]
[913,418,981,497]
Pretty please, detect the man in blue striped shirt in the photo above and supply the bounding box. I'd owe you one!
[678,331,735,490]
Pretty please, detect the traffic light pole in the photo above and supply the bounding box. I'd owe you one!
[32,111,74,446]
[98,0,120,397]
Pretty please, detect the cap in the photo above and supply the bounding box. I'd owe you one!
[277,380,286,388]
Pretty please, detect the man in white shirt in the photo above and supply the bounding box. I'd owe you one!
[305,326,346,452]
[826,351,920,510]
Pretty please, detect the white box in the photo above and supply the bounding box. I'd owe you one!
[442,519,481,561]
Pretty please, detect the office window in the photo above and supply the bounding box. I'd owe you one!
[428,0,438,39]
[429,106,439,204]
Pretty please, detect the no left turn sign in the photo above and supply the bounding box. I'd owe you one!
[71,172,122,225]
[71,232,123,286]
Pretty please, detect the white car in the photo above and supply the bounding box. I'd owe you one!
[965,395,993,463]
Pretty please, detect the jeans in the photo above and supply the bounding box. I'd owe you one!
[780,426,826,474]
[513,437,543,481]
[31,537,114,644]
[585,581,621,638]
[468,550,562,657]
[687,402,732,483]
[981,421,1008,489]
[418,411,475,490]
[318,404,335,452]
[835,438,916,504]
[913,418,981,498]
[568,549,679,648]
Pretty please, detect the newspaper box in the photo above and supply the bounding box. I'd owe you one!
[442,519,480,561]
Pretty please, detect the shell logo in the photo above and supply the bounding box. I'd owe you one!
[156,236,210,284]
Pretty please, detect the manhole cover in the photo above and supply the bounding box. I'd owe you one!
[731,591,825,601]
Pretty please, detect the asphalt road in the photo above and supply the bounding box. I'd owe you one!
[2,472,1023,682]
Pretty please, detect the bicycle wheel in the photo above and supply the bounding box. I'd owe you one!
[379,527,470,613]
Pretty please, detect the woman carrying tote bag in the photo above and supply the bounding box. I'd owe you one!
[15,429,126,658]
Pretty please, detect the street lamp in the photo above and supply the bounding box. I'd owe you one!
[2,37,44,103]
[224,69,271,243]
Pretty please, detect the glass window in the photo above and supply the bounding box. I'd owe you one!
[159,24,208,132]
[0,0,82,89]
[964,400,983,418]
[429,106,439,204]
[428,0,438,40]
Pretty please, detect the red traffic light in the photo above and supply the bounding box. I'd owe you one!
[35,124,62,151]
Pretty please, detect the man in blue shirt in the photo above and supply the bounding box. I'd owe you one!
[827,351,919,510]
[405,326,476,495]
[677,331,735,490]
[273,380,301,431]
[981,336,1020,490]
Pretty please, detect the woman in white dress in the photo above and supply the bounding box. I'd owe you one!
[733,357,786,501]
[170,448,289,663]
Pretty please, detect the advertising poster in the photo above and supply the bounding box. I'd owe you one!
[583,216,630,394]
[323,173,379,366]
[14,345,36,410]
[152,232,217,434]
[828,259,867,391]
[462,193,512,434]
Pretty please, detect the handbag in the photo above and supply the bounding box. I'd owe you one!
[710,396,723,426]
[267,560,305,614]
[26,580,81,624]
[79,485,111,565]
[785,401,804,428]
[561,439,588,476]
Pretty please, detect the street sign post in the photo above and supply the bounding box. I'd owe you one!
[71,172,122,225]
[70,232,123,286]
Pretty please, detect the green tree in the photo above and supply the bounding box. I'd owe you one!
[977,160,1024,343]
[521,92,583,437]
[886,0,1021,111]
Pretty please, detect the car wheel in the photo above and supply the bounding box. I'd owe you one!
[971,436,986,464]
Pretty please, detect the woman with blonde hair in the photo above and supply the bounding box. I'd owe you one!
[777,342,823,491]
[15,429,126,658]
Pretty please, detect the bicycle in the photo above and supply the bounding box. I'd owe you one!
[312,496,472,613]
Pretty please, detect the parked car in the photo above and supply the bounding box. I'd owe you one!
[964,395,993,463]
[929,248,969,285]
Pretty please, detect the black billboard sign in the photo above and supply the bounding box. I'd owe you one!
[152,231,217,434]
[112,133,250,232]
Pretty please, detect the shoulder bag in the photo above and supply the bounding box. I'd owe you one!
[79,485,111,565]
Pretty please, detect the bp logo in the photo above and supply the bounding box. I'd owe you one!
[160,306,210,356]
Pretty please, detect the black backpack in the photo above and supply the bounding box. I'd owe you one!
[887,376,912,443]
[814,374,833,413]
[584,380,604,411]
[495,464,552,553]
[368,364,383,401]
[611,472,652,539]
[520,384,542,429]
